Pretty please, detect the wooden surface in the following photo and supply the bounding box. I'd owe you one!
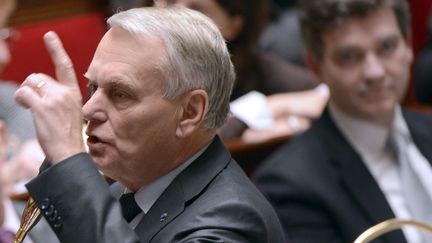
[224,135,292,176]
[9,0,109,26]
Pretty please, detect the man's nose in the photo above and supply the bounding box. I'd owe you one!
[362,53,385,81]
[82,90,108,122]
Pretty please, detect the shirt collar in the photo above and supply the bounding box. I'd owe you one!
[129,142,210,214]
[392,106,411,142]
[329,103,392,157]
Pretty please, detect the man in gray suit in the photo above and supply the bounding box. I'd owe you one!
[15,6,285,243]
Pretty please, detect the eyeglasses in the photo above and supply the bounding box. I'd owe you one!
[0,28,19,48]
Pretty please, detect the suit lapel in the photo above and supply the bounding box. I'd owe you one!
[316,111,406,243]
[134,136,231,242]
[403,109,432,165]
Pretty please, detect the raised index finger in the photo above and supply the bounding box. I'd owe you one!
[43,31,78,86]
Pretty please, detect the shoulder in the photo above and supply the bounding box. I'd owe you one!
[402,109,432,141]
[170,160,285,242]
[251,117,343,201]
[254,122,328,178]
[199,160,280,218]
[403,108,432,121]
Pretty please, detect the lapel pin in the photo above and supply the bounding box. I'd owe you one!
[160,213,168,222]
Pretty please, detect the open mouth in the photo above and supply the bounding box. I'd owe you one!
[87,135,102,144]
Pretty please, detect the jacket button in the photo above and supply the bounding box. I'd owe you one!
[53,222,62,229]
[53,216,62,229]
[41,198,50,210]
[44,205,55,216]
[49,210,58,221]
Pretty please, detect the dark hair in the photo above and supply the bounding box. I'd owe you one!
[215,0,270,99]
[216,0,269,50]
[298,0,410,59]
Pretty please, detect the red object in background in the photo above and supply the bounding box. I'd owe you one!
[406,0,432,104]
[1,12,107,101]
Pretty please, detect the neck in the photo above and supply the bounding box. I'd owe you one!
[121,132,215,192]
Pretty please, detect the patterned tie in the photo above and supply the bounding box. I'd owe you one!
[0,229,15,243]
[119,193,142,223]
[390,130,432,242]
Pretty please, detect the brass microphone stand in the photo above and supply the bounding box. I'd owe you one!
[14,124,89,243]
[354,219,432,243]
[13,197,42,243]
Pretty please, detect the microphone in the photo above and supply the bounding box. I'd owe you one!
[13,160,50,243]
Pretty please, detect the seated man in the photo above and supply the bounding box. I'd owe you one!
[15,6,285,243]
[253,0,432,242]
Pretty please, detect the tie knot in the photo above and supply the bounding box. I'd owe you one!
[119,193,142,223]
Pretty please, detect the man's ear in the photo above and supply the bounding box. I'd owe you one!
[175,89,209,138]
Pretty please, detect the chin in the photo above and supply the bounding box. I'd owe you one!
[91,155,111,170]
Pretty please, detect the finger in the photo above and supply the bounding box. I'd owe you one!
[21,73,48,95]
[14,85,42,109]
[43,31,78,87]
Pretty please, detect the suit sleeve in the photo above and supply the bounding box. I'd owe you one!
[26,153,140,243]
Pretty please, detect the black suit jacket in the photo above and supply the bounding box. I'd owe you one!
[25,136,285,243]
[253,109,432,243]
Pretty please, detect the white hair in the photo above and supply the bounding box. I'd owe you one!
[107,6,235,131]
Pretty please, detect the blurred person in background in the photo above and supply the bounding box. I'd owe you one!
[0,0,57,242]
[258,0,306,66]
[414,10,432,104]
[109,0,153,13]
[254,0,432,242]
[169,0,315,100]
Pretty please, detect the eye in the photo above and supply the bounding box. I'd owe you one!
[87,83,98,96]
[111,90,129,99]
[334,49,362,66]
[378,37,398,56]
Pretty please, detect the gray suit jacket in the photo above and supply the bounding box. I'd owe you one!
[26,136,285,242]
[253,109,432,243]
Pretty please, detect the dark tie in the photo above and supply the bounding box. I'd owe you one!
[119,193,142,223]
[0,229,15,243]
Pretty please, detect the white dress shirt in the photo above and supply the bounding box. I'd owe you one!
[329,104,430,243]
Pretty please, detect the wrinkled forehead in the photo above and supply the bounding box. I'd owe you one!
[87,27,167,80]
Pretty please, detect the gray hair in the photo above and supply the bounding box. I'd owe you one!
[107,6,235,131]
